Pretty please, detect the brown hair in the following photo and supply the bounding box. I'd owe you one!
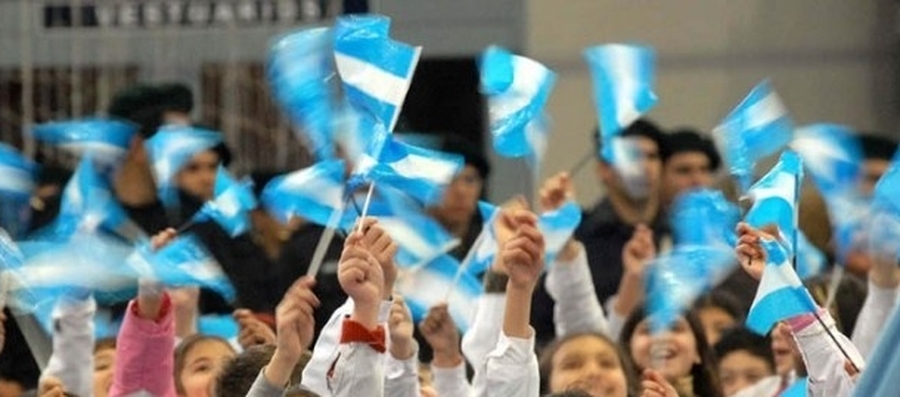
[538,331,638,396]
[173,334,235,395]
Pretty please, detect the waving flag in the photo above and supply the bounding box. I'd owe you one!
[670,189,740,247]
[193,167,257,237]
[268,27,337,160]
[796,231,826,279]
[198,315,240,341]
[583,44,657,162]
[334,14,421,131]
[746,239,818,334]
[745,151,802,253]
[781,378,808,397]
[397,254,483,332]
[31,118,137,165]
[44,156,143,242]
[853,295,900,396]
[145,125,223,205]
[261,160,346,227]
[350,128,464,205]
[11,234,137,309]
[869,150,900,261]
[609,135,652,199]
[31,295,122,340]
[461,201,501,277]
[540,201,582,267]
[479,45,556,161]
[791,124,865,262]
[714,81,793,194]
[127,234,236,302]
[0,144,38,239]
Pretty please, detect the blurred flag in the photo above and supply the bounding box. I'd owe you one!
[609,136,652,199]
[334,14,421,131]
[460,201,500,277]
[31,118,137,165]
[396,254,483,333]
[714,81,793,194]
[852,295,900,396]
[45,156,144,242]
[145,125,223,206]
[193,167,258,237]
[746,239,818,334]
[791,124,865,262]
[583,44,657,163]
[869,150,900,262]
[0,144,38,239]
[261,160,346,227]
[377,208,459,269]
[127,234,236,302]
[31,295,122,340]
[745,151,802,253]
[268,27,337,160]
[479,45,556,162]
[780,378,807,397]
[350,128,464,205]
[670,189,740,248]
[198,314,240,341]
[540,201,582,267]
[796,231,826,280]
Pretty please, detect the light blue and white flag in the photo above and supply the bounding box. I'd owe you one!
[609,135,652,199]
[869,149,900,262]
[397,254,483,333]
[334,14,421,131]
[714,80,793,194]
[791,124,865,262]
[31,118,137,165]
[796,231,826,280]
[268,27,337,160]
[198,314,240,341]
[583,44,657,162]
[781,378,807,397]
[745,151,802,253]
[0,144,37,239]
[31,295,122,339]
[853,293,900,396]
[127,234,236,302]
[377,209,459,269]
[47,156,143,242]
[461,201,501,277]
[479,45,556,161]
[261,160,346,227]
[540,201,582,267]
[670,189,740,248]
[145,125,223,205]
[746,239,818,334]
[193,167,258,237]
[350,128,464,205]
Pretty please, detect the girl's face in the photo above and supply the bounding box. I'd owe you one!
[93,347,116,397]
[630,317,701,381]
[549,335,629,397]
[697,306,737,346]
[178,339,236,397]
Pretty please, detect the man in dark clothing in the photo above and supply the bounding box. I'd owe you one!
[531,119,669,346]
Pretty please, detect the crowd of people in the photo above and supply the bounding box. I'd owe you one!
[0,78,898,397]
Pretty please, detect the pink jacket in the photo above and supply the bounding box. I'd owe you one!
[109,293,177,397]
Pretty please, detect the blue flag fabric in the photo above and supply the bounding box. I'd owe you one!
[0,144,38,239]
[145,125,223,205]
[31,118,137,165]
[583,44,658,163]
[540,201,582,267]
[350,128,464,205]
[261,160,346,227]
[397,254,483,333]
[198,315,240,341]
[127,234,236,302]
[268,27,337,160]
[746,239,818,334]
[714,81,793,194]
[869,149,900,262]
[670,189,740,248]
[479,45,556,161]
[461,201,501,277]
[780,378,808,397]
[745,151,803,254]
[193,167,258,237]
[334,14,421,131]
[377,209,459,269]
[796,231,826,280]
[852,298,900,396]
[791,124,866,263]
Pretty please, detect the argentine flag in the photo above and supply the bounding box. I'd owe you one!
[351,127,464,205]
[377,211,460,269]
[745,151,802,253]
[31,118,137,165]
[791,124,865,262]
[460,201,501,277]
[268,27,337,160]
[261,160,346,227]
[670,189,740,247]
[127,234,236,302]
[746,239,818,334]
[334,14,421,131]
[714,80,793,194]
[583,44,657,163]
[540,201,582,267]
[869,150,900,262]
[397,254,483,333]
[193,167,258,237]
[479,45,556,160]
[145,125,223,205]
[0,144,37,239]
